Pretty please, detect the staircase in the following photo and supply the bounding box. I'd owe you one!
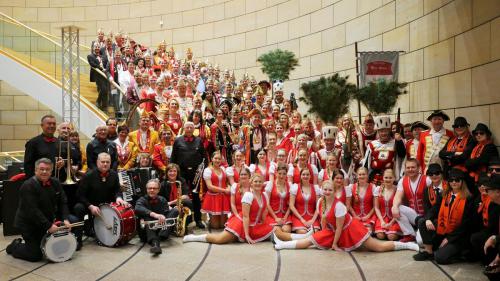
[0,12,116,137]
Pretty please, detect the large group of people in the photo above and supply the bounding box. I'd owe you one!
[4,29,500,280]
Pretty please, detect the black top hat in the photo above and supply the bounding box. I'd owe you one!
[426,163,443,175]
[411,121,429,131]
[452,116,469,128]
[485,174,500,191]
[448,168,465,180]
[427,110,450,121]
[472,123,492,137]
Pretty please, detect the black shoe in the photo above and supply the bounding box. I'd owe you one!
[196,221,206,229]
[413,251,434,261]
[150,241,162,255]
[6,238,22,255]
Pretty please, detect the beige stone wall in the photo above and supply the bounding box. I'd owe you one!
[0,80,89,151]
[1,0,499,144]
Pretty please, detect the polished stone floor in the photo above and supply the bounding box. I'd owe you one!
[0,225,488,281]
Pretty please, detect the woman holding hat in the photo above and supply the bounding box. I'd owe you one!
[466,123,499,186]
[439,117,476,177]
[414,168,474,264]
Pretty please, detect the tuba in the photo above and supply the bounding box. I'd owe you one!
[175,180,192,236]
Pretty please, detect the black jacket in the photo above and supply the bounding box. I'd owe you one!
[87,53,108,82]
[86,138,118,171]
[422,184,444,221]
[14,176,69,231]
[135,195,169,220]
[170,136,206,172]
[77,169,121,208]
[24,134,60,178]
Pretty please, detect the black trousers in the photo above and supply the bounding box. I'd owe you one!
[418,220,464,264]
[181,168,202,223]
[73,202,95,241]
[144,208,179,244]
[95,76,109,109]
[11,215,78,262]
[471,229,497,265]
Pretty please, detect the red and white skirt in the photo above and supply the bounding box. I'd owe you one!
[201,192,231,215]
[310,218,370,251]
[270,211,292,226]
[291,213,320,231]
[374,216,403,235]
[224,215,274,242]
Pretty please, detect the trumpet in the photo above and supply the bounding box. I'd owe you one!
[140,218,177,230]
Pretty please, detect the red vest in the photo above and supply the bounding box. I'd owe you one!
[295,184,317,217]
[269,181,290,215]
[377,188,396,219]
[292,164,314,184]
[402,175,427,215]
[352,183,374,216]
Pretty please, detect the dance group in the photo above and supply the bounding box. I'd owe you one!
[3,30,500,279]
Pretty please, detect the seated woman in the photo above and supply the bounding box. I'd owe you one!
[183,174,274,244]
[348,167,376,230]
[230,167,251,219]
[266,163,292,233]
[289,168,322,234]
[249,149,275,183]
[201,151,231,229]
[414,168,474,264]
[159,163,193,212]
[374,169,406,241]
[272,179,419,252]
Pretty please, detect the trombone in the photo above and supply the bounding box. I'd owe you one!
[55,138,76,185]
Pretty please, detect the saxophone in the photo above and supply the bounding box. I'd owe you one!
[175,180,192,236]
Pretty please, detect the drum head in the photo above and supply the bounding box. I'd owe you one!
[94,204,122,247]
[42,232,77,263]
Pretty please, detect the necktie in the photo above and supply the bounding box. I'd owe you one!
[449,194,456,207]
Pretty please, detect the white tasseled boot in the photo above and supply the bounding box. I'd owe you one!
[183,234,207,243]
[290,228,314,240]
[394,241,419,251]
[274,240,298,250]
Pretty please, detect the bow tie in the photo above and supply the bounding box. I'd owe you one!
[44,136,56,143]
[184,136,194,142]
[42,180,51,187]
[100,171,109,178]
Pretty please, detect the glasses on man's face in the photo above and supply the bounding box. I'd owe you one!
[488,167,500,173]
[427,172,441,176]
[474,131,486,136]
[448,178,462,183]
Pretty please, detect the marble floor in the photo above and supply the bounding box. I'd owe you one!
[0,225,488,281]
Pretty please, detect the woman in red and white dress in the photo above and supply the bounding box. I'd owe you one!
[164,98,183,136]
[287,148,319,185]
[289,168,321,233]
[348,167,376,230]
[230,167,251,219]
[273,176,419,252]
[249,149,275,183]
[184,174,274,244]
[201,151,230,229]
[266,163,292,233]
[227,150,247,185]
[276,123,293,154]
[374,169,404,241]
[318,154,347,186]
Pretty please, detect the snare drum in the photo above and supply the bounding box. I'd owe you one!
[40,231,77,263]
[94,203,136,247]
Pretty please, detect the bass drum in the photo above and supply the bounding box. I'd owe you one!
[40,231,77,263]
[94,203,136,247]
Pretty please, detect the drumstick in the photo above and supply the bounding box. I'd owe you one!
[96,213,113,230]
[55,221,85,231]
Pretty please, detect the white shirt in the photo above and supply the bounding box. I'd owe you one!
[397,174,423,193]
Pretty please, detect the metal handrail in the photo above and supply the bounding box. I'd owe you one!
[0,11,125,95]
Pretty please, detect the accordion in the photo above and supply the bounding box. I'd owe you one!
[119,167,158,203]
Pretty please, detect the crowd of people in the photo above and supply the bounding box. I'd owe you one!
[4,29,500,280]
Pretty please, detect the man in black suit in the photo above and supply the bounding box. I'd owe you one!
[87,45,109,110]
[6,158,78,261]
[24,115,64,178]
[170,122,207,229]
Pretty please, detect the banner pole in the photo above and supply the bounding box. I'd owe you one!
[355,42,361,124]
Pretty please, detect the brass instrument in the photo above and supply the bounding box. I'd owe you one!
[140,218,177,230]
[175,180,192,237]
[55,139,76,184]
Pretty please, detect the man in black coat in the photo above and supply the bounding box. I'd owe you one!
[6,158,78,262]
[87,45,109,110]
[170,122,206,229]
[24,115,64,178]
[86,125,118,171]
[135,179,178,255]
